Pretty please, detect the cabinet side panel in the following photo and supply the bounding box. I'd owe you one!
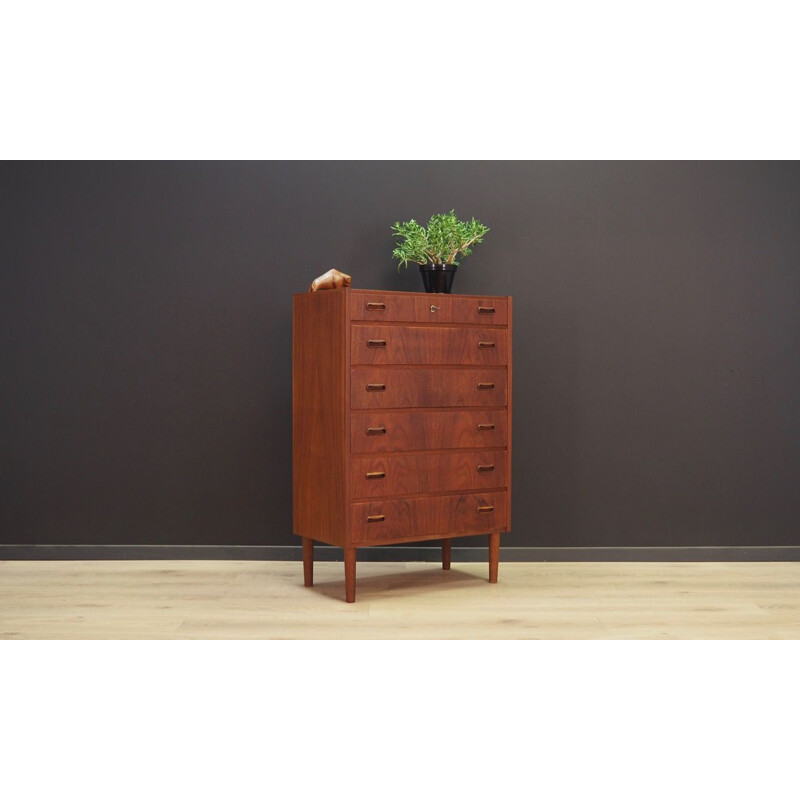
[293,291,346,547]
[506,296,513,534]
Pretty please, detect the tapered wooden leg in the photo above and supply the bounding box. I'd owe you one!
[442,539,451,570]
[302,537,314,587]
[488,532,500,583]
[344,546,357,603]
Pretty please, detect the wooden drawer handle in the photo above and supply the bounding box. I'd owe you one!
[477,423,495,431]
[366,426,386,436]
[367,339,387,348]
[477,506,495,513]
[478,341,496,349]
[367,514,385,523]
[477,464,495,472]
[366,383,386,392]
[477,382,495,390]
[366,302,385,310]
[366,471,386,480]
[478,306,496,314]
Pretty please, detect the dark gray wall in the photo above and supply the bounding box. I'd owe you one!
[2,162,799,548]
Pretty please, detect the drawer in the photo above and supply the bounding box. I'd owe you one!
[351,409,508,453]
[350,292,508,325]
[447,296,508,325]
[351,491,507,543]
[350,450,507,499]
[351,292,417,322]
[351,325,508,366]
[351,367,507,409]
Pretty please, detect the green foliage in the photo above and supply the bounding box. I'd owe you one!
[391,210,489,272]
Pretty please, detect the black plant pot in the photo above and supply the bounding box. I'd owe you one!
[419,264,458,293]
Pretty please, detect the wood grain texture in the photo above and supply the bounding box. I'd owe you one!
[351,367,507,409]
[351,325,508,366]
[293,290,347,546]
[350,291,417,322]
[349,290,508,325]
[506,297,513,534]
[351,409,508,453]
[448,296,508,326]
[3,561,799,639]
[350,450,507,499]
[351,492,507,544]
[295,288,510,600]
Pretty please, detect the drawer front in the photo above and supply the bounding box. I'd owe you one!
[351,325,508,366]
[351,367,507,409]
[351,292,417,322]
[447,296,508,325]
[351,293,508,325]
[351,491,507,543]
[351,409,508,453]
[350,450,507,499]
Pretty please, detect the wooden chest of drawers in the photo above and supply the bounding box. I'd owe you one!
[292,288,512,602]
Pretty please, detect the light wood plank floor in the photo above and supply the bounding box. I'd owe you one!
[1,560,798,639]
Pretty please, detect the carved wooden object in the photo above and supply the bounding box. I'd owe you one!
[309,268,351,292]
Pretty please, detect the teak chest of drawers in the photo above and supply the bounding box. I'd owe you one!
[292,288,512,602]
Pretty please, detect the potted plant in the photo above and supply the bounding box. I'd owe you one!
[391,210,490,293]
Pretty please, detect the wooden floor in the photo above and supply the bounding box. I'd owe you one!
[1,560,799,639]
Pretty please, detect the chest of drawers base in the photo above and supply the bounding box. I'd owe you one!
[293,288,512,602]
